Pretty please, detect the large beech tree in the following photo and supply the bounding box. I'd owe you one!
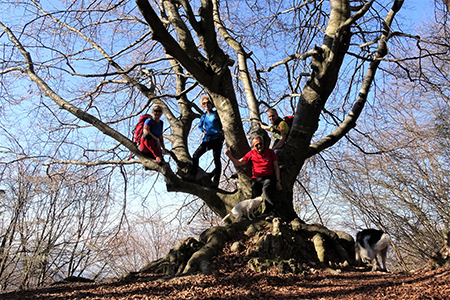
[0,0,404,222]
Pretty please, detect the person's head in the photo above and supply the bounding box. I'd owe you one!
[200,95,213,111]
[267,108,279,124]
[152,105,163,120]
[251,136,264,154]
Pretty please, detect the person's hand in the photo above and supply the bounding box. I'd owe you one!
[156,156,162,163]
[276,181,282,191]
[225,148,231,157]
[260,123,270,131]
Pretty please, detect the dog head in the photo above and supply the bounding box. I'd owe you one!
[254,196,263,203]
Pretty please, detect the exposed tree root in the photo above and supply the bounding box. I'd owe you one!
[136,217,356,277]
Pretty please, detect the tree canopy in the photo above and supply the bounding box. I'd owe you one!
[0,0,405,221]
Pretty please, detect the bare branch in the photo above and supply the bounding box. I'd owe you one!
[307,0,404,157]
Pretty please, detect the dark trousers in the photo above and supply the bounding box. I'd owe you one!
[251,176,276,213]
[191,137,223,183]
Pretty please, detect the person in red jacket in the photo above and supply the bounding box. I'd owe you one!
[225,136,282,220]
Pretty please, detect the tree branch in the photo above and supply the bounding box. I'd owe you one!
[135,0,210,85]
[212,0,261,136]
[0,20,167,172]
[307,0,404,157]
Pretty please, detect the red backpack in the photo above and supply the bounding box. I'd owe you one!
[282,115,294,128]
[132,114,153,146]
[275,115,294,132]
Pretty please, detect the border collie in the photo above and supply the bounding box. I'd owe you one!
[355,229,391,271]
[222,196,263,222]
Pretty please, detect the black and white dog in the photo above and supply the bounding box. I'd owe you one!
[355,229,391,272]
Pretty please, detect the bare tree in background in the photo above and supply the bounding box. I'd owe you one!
[329,7,450,270]
[0,163,118,291]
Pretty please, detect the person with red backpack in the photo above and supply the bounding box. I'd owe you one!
[137,105,167,163]
[260,108,292,155]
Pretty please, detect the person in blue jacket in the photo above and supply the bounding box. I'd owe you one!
[190,95,224,187]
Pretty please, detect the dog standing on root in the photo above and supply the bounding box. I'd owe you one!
[355,229,391,271]
[222,196,263,222]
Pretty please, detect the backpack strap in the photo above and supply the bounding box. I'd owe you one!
[272,117,282,133]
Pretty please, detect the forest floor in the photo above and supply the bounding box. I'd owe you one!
[1,226,449,299]
[1,255,449,299]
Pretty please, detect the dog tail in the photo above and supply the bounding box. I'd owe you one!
[222,213,230,222]
[375,233,391,250]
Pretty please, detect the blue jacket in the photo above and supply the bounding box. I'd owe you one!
[199,111,222,142]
